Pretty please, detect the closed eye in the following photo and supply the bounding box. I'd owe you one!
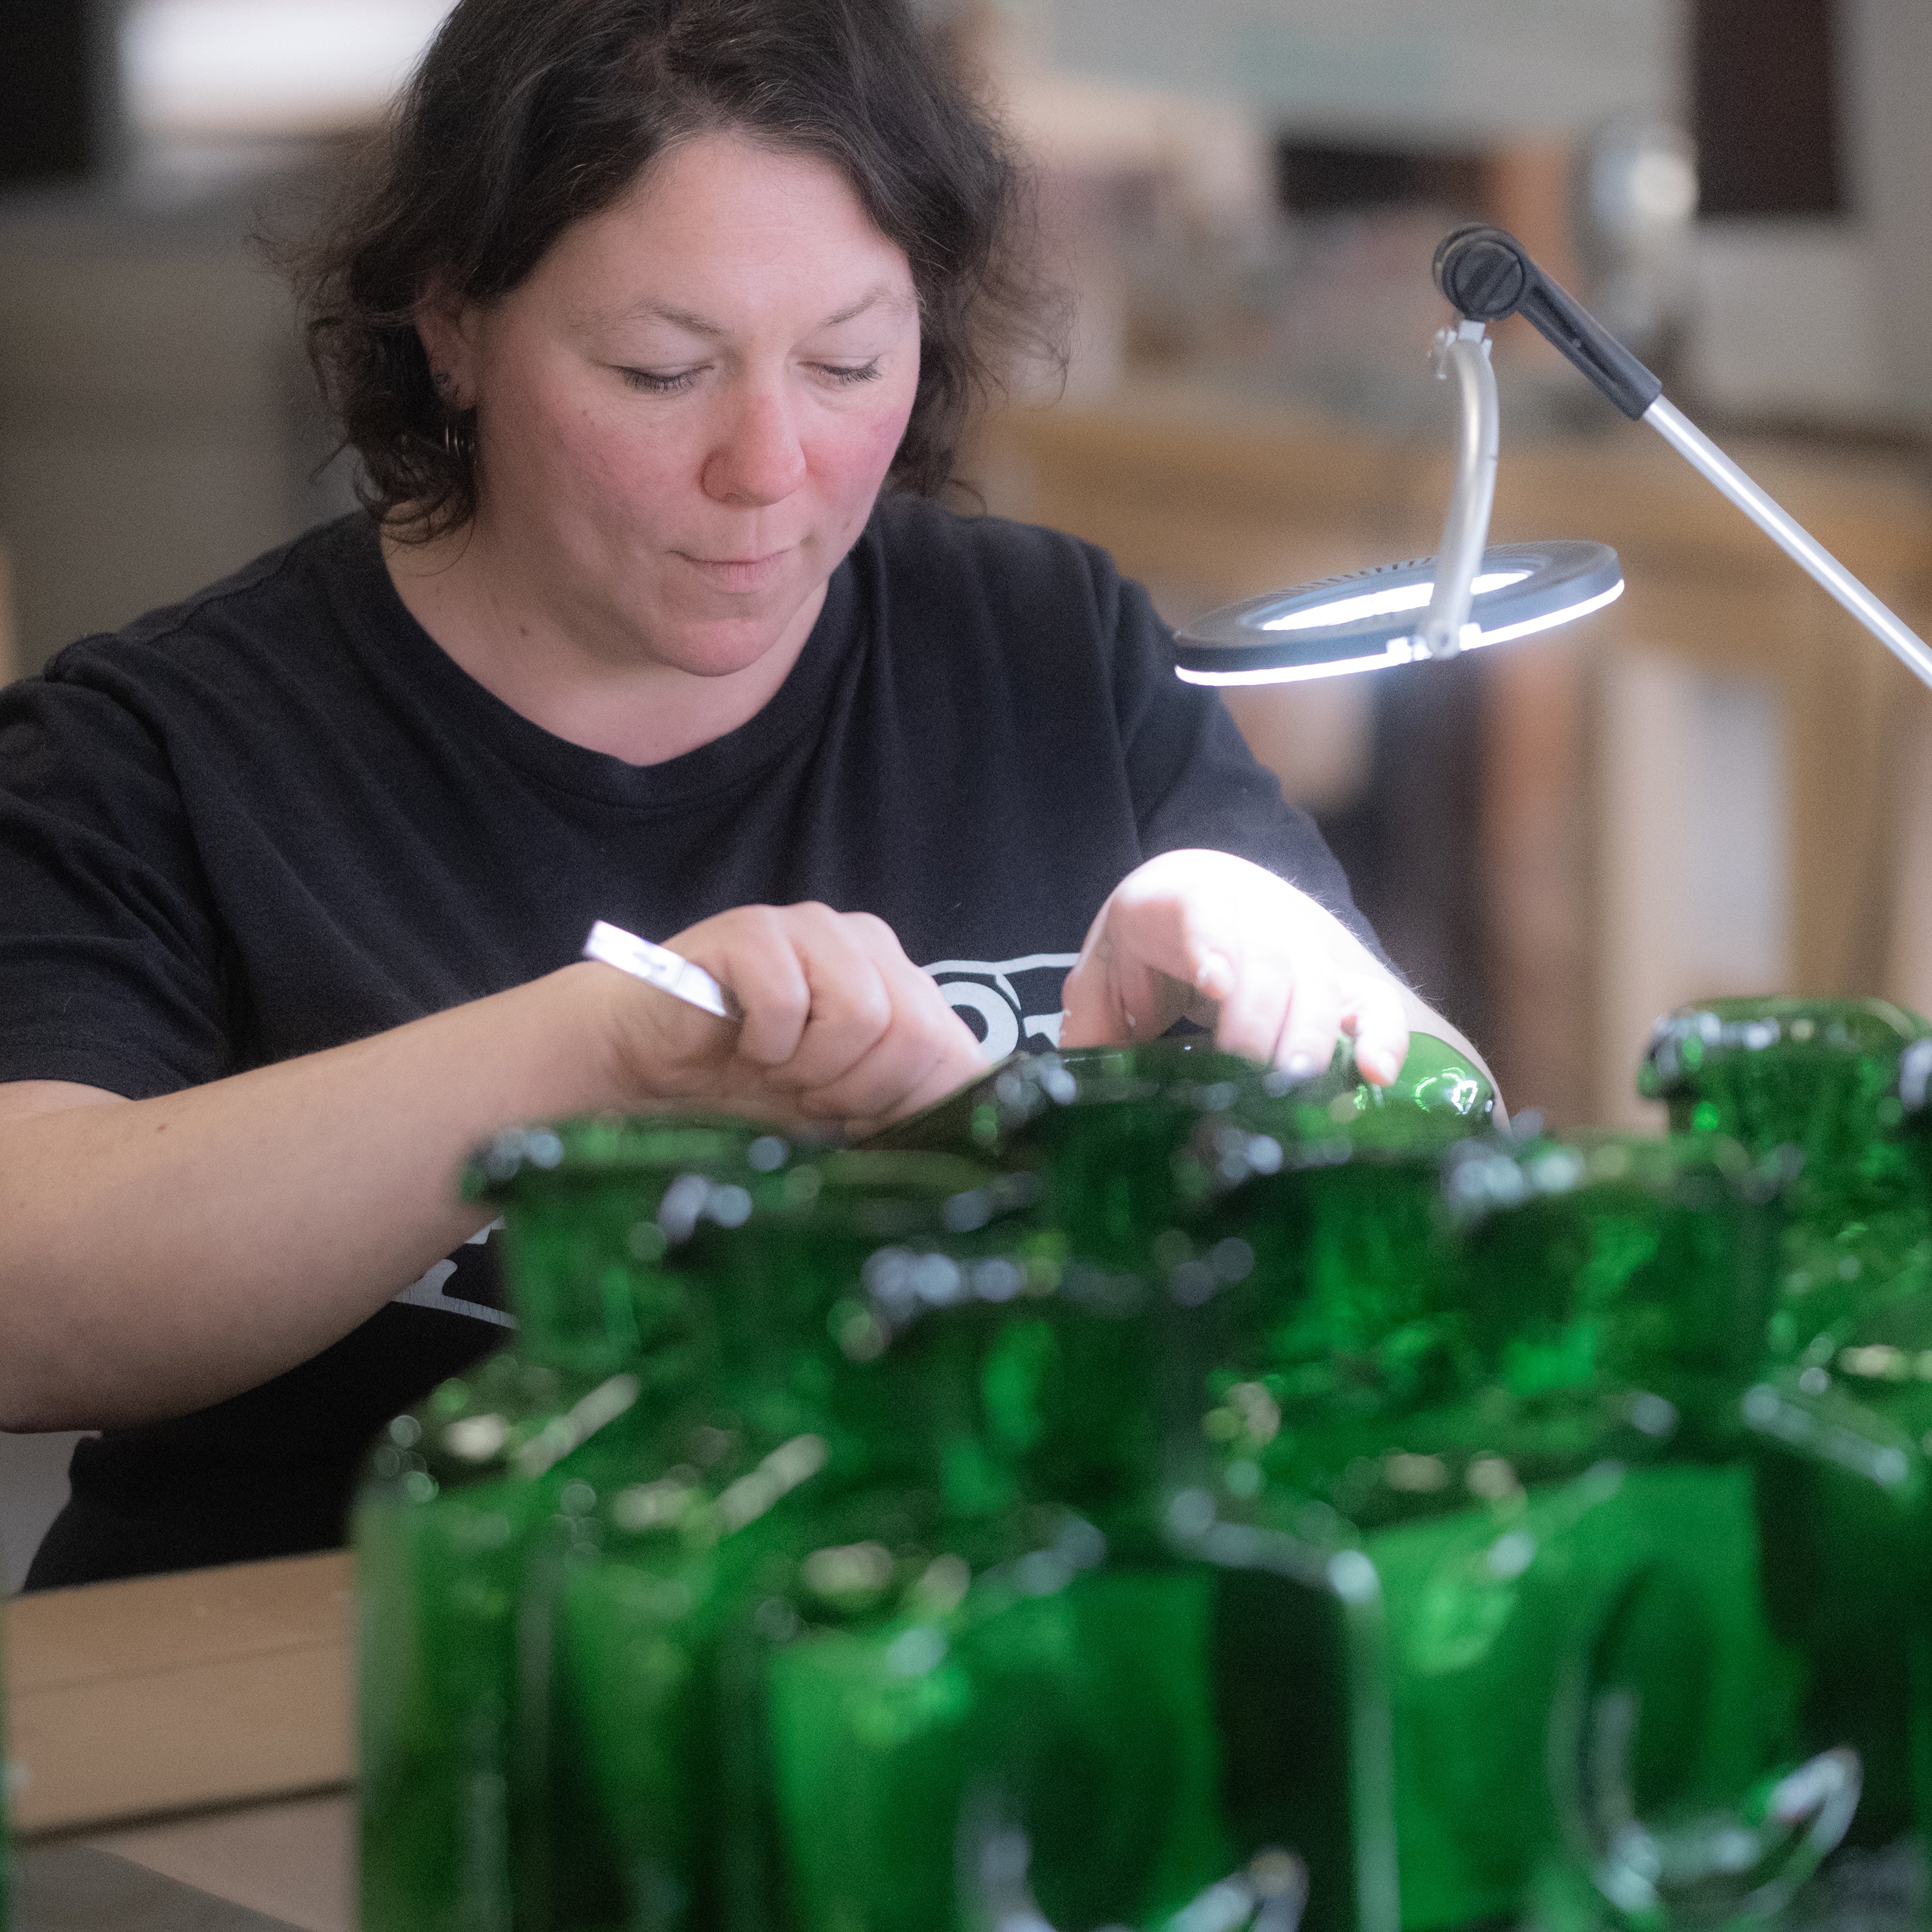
[619,365,707,395]
[618,360,882,395]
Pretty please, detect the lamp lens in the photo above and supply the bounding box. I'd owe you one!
[1261,569,1531,634]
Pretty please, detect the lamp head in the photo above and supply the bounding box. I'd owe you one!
[1170,222,1632,691]
[1172,222,1932,702]
[1173,542,1624,688]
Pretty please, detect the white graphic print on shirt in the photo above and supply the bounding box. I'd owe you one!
[393,1216,512,1327]
[922,953,1079,1061]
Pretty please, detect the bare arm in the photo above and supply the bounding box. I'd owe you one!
[0,906,983,1434]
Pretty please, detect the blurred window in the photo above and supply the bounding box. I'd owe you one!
[1276,144,1486,218]
[1693,0,1845,218]
[0,6,95,187]
[123,0,453,139]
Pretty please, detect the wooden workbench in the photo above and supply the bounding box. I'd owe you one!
[6,1554,356,1930]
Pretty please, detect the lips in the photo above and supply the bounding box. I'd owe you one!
[676,548,793,592]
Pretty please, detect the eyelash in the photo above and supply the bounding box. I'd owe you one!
[620,359,883,395]
[621,368,699,395]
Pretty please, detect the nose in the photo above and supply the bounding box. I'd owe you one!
[701,384,808,507]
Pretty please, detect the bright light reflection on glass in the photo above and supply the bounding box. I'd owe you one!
[1261,569,1531,634]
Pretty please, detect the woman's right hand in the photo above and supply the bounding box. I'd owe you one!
[592,902,986,1133]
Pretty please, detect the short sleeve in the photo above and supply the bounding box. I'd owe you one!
[0,673,234,1099]
[1099,559,1396,970]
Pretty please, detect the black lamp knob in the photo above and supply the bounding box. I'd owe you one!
[1431,222,1663,421]
[1434,225,1533,321]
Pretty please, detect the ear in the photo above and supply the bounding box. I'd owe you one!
[414,292,480,410]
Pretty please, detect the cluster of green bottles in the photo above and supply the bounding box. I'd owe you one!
[355,994,1932,1932]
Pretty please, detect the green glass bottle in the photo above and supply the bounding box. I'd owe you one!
[747,1514,1318,1932]
[1168,1030,1497,1385]
[357,1361,643,1932]
[872,1034,1493,1162]
[1443,1133,1782,1457]
[516,1068,1494,1932]
[1743,1317,1931,1852]
[1190,1131,1814,1932]
[357,1115,817,1932]
[1640,997,1932,1360]
[1739,1039,1932,1852]
[522,1146,1148,1932]
[871,1034,1492,1283]
[864,1033,1496,1554]
[866,1037,1282,1287]
[536,1159,1374,1932]
[1174,1142,1466,1479]
[1257,1031,1498,1155]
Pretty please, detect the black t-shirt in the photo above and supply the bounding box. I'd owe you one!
[0,494,1381,1587]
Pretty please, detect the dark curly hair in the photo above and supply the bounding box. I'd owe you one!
[291,0,1061,538]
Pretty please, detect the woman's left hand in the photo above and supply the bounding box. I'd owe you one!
[1059,849,1412,1084]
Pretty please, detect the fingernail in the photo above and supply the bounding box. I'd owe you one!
[1283,1052,1318,1081]
[1367,1050,1401,1084]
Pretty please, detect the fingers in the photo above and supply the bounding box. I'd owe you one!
[1059,897,1196,1049]
[797,1018,981,1128]
[758,904,898,1093]
[1058,903,1127,1051]
[1204,935,1286,1066]
[1272,971,1347,1083]
[790,914,984,1121]
[674,902,893,1088]
[681,907,813,1068]
[1064,852,1417,1086]
[661,903,982,1124]
[1207,944,1352,1079]
[1342,973,1410,1087]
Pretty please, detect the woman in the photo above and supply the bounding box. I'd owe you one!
[0,0,1481,1587]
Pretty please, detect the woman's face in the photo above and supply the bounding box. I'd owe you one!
[427,131,922,676]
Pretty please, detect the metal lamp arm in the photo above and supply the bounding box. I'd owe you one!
[1642,399,1932,691]
[1419,320,1501,659]
[1433,223,1932,696]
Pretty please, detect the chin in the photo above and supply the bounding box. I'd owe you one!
[639,579,822,674]
[652,621,795,680]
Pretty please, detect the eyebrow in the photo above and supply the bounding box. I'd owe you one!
[600,283,914,338]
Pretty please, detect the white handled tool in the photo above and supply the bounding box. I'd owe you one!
[582,919,741,1021]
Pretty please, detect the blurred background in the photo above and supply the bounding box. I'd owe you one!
[1,0,1928,1580]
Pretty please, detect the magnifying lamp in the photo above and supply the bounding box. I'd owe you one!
[1174,224,1932,694]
